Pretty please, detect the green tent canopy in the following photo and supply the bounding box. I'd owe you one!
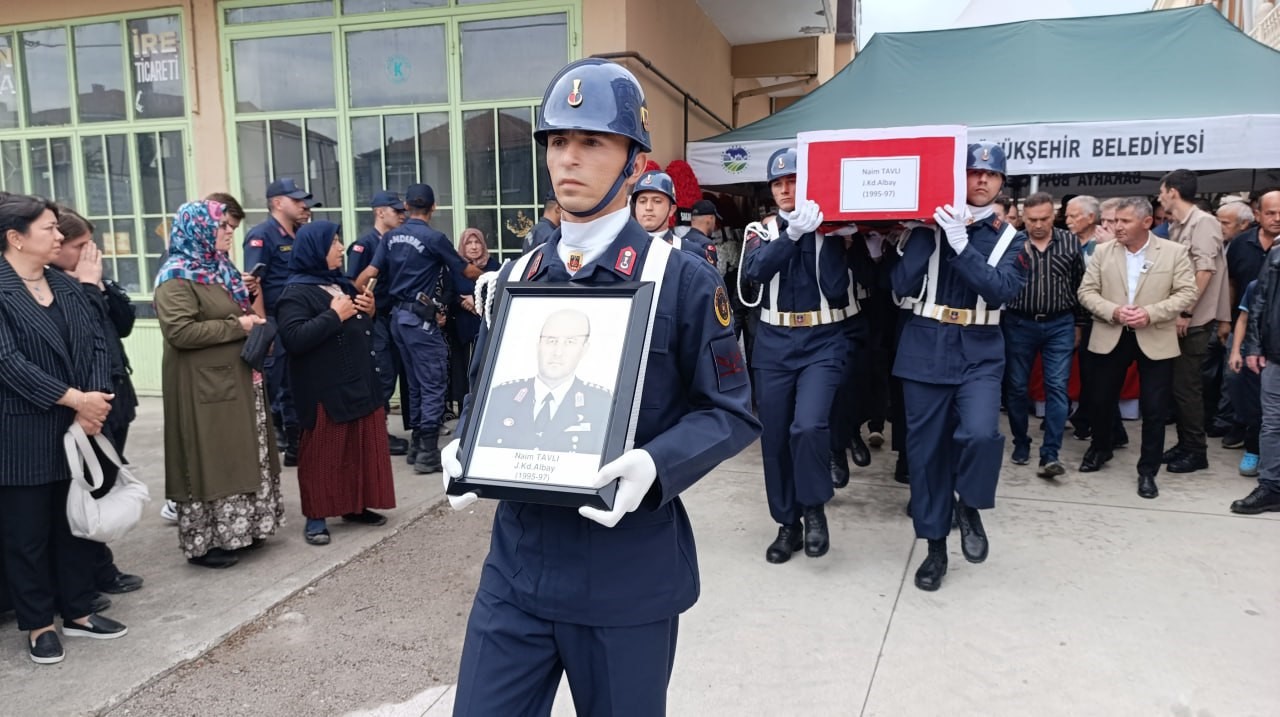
[687,6,1280,184]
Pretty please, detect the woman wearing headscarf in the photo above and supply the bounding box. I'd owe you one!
[446,228,499,412]
[0,194,126,664]
[275,221,395,546]
[154,200,281,570]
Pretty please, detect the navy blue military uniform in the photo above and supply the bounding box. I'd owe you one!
[890,216,1028,539]
[452,219,760,715]
[370,215,471,439]
[523,216,558,253]
[742,217,850,528]
[348,225,399,411]
[830,232,877,480]
[682,226,720,268]
[243,214,297,429]
[476,376,612,454]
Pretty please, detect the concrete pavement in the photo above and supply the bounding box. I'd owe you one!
[6,398,1279,716]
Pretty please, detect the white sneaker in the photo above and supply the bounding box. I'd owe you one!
[160,500,178,523]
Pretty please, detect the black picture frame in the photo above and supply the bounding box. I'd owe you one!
[448,281,657,510]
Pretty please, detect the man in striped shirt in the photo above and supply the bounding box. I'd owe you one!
[1002,192,1086,478]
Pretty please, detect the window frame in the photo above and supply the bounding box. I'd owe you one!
[219,0,578,261]
[0,8,196,300]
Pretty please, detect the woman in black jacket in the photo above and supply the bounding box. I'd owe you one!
[276,222,395,546]
[0,194,127,665]
[50,206,144,598]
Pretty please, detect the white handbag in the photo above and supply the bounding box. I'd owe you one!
[64,422,151,543]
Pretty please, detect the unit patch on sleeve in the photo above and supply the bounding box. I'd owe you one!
[713,285,732,327]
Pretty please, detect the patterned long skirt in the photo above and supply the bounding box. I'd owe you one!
[177,375,284,559]
[296,405,396,519]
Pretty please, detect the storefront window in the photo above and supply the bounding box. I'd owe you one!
[22,28,73,127]
[225,1,335,25]
[74,23,128,123]
[459,14,566,101]
[343,0,445,13]
[128,16,185,119]
[232,35,336,112]
[236,116,340,227]
[346,25,447,108]
[350,111,451,236]
[0,13,191,297]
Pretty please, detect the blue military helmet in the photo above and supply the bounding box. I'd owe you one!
[967,142,1007,176]
[534,58,651,152]
[633,170,676,204]
[766,147,798,183]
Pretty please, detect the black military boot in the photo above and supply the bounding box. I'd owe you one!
[893,454,910,484]
[387,432,408,457]
[765,522,804,564]
[914,538,948,591]
[414,429,442,474]
[283,426,300,468]
[849,434,871,467]
[802,505,829,557]
[406,430,420,465]
[954,501,988,563]
[830,452,850,488]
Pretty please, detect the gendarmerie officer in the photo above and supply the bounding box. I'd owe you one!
[441,58,760,716]
[685,199,721,268]
[742,147,850,564]
[243,177,311,465]
[632,169,716,263]
[346,190,408,456]
[829,227,875,487]
[523,191,560,253]
[355,184,481,475]
[890,143,1029,592]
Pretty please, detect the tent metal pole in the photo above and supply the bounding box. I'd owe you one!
[1029,175,1040,194]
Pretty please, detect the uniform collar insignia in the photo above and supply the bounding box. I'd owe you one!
[615,246,636,276]
[526,249,543,279]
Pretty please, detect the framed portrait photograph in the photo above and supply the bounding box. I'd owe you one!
[448,282,657,510]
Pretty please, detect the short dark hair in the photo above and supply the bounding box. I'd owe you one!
[206,192,245,221]
[543,198,558,212]
[994,195,1014,211]
[55,204,94,240]
[1160,169,1197,201]
[0,194,58,252]
[1023,192,1055,210]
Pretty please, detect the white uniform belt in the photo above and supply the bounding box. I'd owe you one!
[912,303,1001,326]
[760,307,848,327]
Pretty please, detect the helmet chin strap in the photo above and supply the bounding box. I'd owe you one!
[564,145,642,219]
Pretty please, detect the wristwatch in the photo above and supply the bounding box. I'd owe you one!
[1180,311,1194,319]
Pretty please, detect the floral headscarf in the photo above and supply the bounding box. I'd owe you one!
[154,200,252,311]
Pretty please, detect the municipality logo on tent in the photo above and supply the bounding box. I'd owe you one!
[721,146,749,174]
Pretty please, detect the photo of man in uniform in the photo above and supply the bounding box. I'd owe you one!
[477,307,613,455]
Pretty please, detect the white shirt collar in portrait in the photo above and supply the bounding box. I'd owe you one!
[533,377,575,416]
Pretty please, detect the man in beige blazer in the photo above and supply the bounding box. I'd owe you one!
[1077,196,1197,498]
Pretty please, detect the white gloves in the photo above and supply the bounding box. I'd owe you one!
[785,200,824,241]
[440,440,658,527]
[440,439,478,510]
[933,204,970,254]
[579,449,657,528]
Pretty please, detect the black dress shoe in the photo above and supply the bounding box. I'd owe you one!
[187,548,239,569]
[914,539,948,591]
[893,454,910,485]
[89,594,112,613]
[830,455,850,488]
[1079,448,1113,472]
[802,505,830,557]
[342,510,387,526]
[1137,473,1158,499]
[849,435,871,468]
[765,523,804,564]
[387,433,409,456]
[1230,485,1280,514]
[954,502,988,563]
[1167,452,1208,474]
[99,573,143,595]
[1161,445,1186,464]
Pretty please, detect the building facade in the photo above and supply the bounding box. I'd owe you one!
[0,0,855,393]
